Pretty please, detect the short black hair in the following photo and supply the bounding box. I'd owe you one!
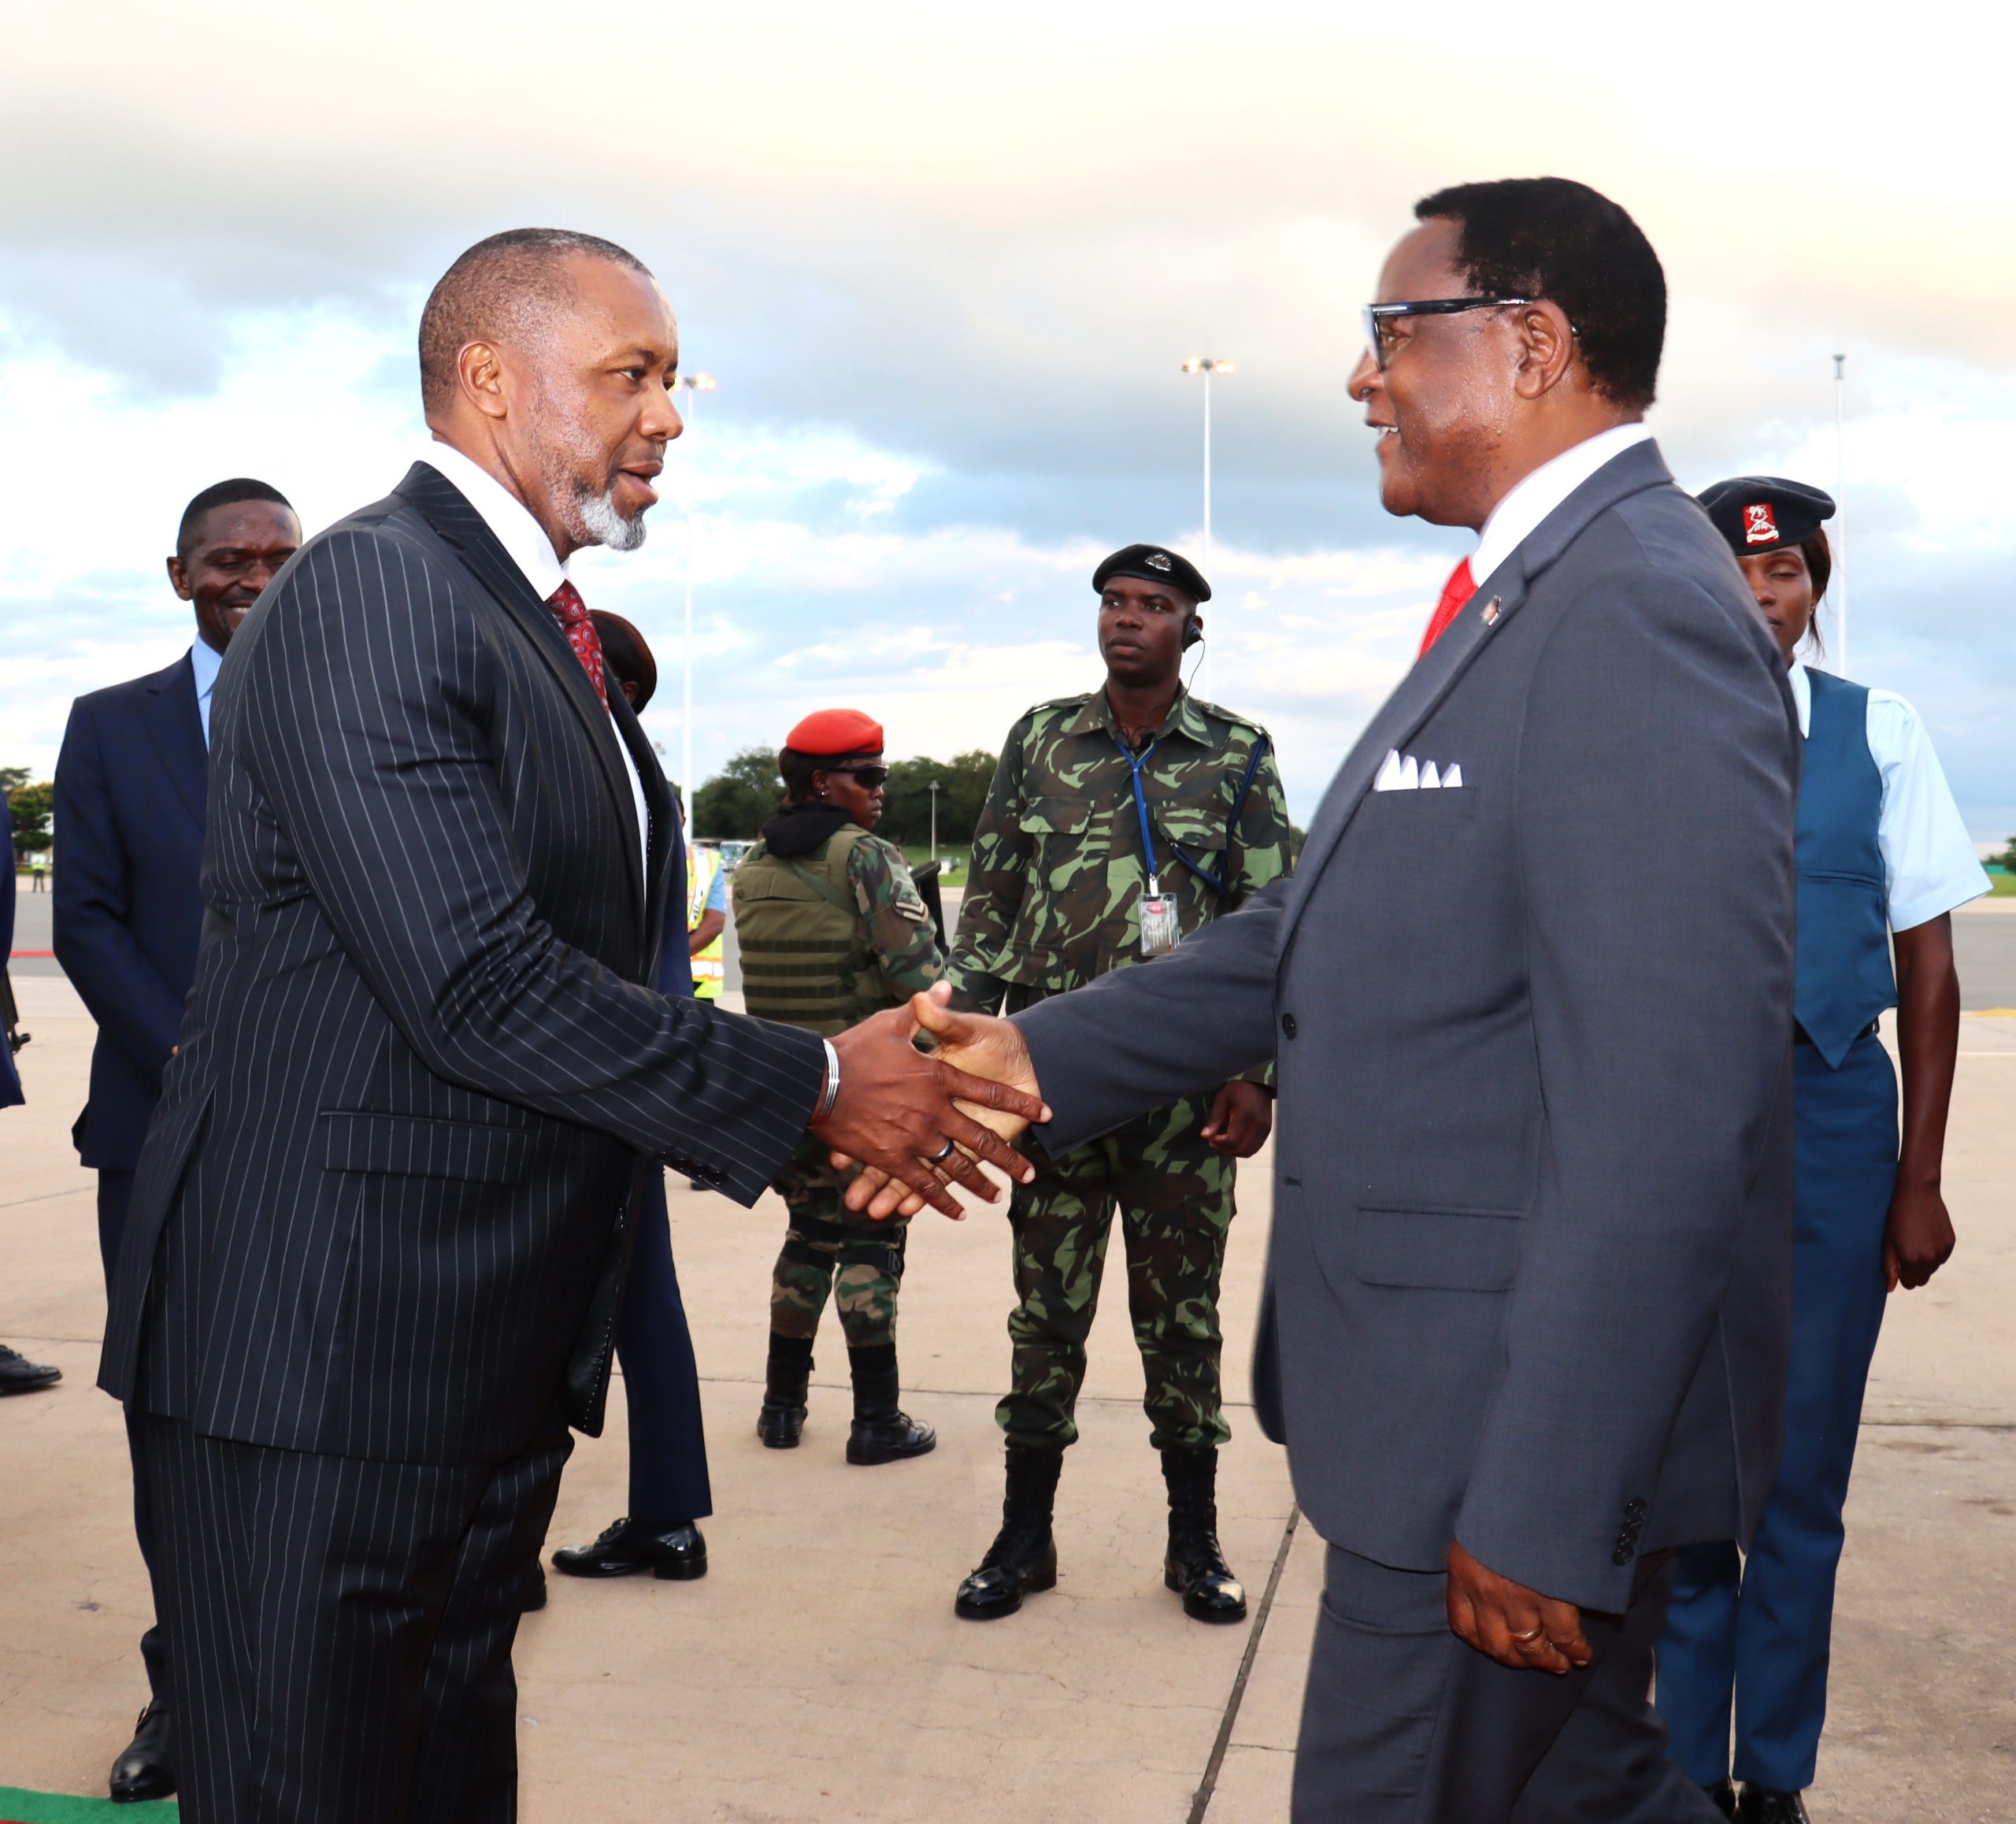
[590,610,657,710]
[418,228,652,416]
[1413,178,1666,411]
[778,748,821,803]
[176,478,295,561]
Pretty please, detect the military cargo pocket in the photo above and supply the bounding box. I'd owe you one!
[1353,1205,1523,1291]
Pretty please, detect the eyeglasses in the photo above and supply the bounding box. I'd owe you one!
[827,764,890,789]
[1361,296,1534,369]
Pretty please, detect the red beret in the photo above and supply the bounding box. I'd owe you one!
[784,708,885,758]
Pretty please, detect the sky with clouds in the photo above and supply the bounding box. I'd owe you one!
[2,1,2009,836]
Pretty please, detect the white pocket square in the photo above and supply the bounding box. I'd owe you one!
[1373,750,1463,792]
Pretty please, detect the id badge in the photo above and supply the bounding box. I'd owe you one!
[1140,893,1180,958]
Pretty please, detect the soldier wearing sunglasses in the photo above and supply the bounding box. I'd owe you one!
[731,708,947,1464]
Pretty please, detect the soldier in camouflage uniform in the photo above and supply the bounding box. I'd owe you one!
[947,543,1294,1625]
[731,707,947,1465]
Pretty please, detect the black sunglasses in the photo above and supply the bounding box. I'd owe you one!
[825,764,890,789]
[1362,296,1534,369]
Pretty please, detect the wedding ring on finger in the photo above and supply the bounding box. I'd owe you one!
[926,1137,957,1164]
[1510,1625,1544,1644]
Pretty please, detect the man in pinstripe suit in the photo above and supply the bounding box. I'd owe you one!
[98,228,1040,1823]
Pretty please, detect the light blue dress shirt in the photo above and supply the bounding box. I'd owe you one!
[191,635,224,747]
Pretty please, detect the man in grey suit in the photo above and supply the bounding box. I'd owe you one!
[100,228,1040,1823]
[884,180,1799,1820]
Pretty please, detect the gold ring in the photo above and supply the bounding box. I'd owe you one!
[1510,1626,1544,1644]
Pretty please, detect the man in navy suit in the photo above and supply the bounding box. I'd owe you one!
[53,476,300,1804]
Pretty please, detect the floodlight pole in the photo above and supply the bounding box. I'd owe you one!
[675,373,717,830]
[1832,354,1848,676]
[929,779,940,862]
[1181,357,1234,700]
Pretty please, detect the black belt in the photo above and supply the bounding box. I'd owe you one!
[1794,1019,1881,1047]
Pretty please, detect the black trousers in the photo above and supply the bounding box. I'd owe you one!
[1293,1544,1724,1823]
[98,1169,168,1705]
[615,1171,713,1522]
[138,1412,570,1823]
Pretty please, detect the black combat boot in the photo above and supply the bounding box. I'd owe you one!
[955,1443,1062,1620]
[844,1343,936,1464]
[757,1333,813,1448]
[1162,1444,1248,1623]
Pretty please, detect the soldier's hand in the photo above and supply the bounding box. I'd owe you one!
[813,995,1047,1222]
[1201,1081,1273,1157]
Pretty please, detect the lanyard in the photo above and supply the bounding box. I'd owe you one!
[1116,733,1164,895]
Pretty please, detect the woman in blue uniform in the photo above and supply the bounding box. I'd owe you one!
[1657,478,1988,1823]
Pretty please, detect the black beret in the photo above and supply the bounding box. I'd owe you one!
[1696,476,1836,558]
[1091,543,1211,604]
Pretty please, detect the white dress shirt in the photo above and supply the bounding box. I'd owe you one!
[416,440,651,865]
[1787,662,1988,932]
[191,633,224,747]
[1469,421,1656,588]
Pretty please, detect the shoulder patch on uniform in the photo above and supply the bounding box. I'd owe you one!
[1025,693,1093,720]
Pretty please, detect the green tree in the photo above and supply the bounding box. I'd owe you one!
[0,766,30,797]
[878,751,996,847]
[9,779,54,857]
[694,746,783,840]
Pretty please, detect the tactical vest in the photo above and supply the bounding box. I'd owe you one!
[732,826,905,1036]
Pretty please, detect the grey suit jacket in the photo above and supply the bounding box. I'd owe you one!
[1017,440,1798,1612]
[100,463,826,1466]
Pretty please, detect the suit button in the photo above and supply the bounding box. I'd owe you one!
[1613,1544,1635,1566]
[1625,1498,1647,1518]
[1280,1014,1298,1039]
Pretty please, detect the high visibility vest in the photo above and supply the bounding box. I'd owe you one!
[687,843,726,1000]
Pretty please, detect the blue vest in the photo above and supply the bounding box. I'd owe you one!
[1795,670,1895,1068]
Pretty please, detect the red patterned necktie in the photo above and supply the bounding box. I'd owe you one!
[546,580,608,709]
[1417,556,1477,659]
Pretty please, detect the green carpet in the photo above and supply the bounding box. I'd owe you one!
[0,1788,176,1821]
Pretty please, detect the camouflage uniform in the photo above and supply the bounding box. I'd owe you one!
[949,688,1292,1450]
[734,826,944,1350]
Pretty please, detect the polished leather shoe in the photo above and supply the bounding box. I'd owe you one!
[551,1517,708,1581]
[955,1444,1062,1621]
[0,1344,61,1395]
[109,1700,176,1803]
[524,1563,548,1611]
[1736,1789,1812,1823]
[1703,1778,1738,1818]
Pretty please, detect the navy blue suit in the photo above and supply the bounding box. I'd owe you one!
[612,841,713,1522]
[53,647,210,1705]
[1,865,23,1108]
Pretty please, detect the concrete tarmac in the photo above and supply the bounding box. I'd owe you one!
[2,910,2012,1819]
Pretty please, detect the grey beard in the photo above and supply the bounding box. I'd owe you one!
[574,483,647,551]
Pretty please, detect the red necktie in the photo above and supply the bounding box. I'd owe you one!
[546,580,608,709]
[1417,557,1477,659]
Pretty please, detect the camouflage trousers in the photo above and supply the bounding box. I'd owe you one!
[769,1136,909,1350]
[997,1093,1234,1451]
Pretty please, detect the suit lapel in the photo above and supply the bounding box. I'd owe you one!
[140,651,209,832]
[1282,439,1676,955]
[395,462,648,919]
[608,681,676,967]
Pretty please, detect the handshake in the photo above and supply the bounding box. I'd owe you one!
[806,982,1046,1222]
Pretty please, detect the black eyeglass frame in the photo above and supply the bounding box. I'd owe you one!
[1362,296,1535,369]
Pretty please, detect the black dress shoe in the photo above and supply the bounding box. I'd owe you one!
[1703,1778,1738,1818]
[0,1344,61,1395]
[551,1517,708,1581]
[524,1563,547,1611]
[109,1700,176,1803]
[1736,1789,1813,1823]
[955,1444,1062,1621]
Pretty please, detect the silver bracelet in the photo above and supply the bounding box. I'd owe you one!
[815,1037,842,1122]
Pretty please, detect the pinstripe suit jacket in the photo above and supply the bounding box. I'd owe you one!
[98,462,825,1465]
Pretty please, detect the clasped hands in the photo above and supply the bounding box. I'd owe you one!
[806,983,1047,1219]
